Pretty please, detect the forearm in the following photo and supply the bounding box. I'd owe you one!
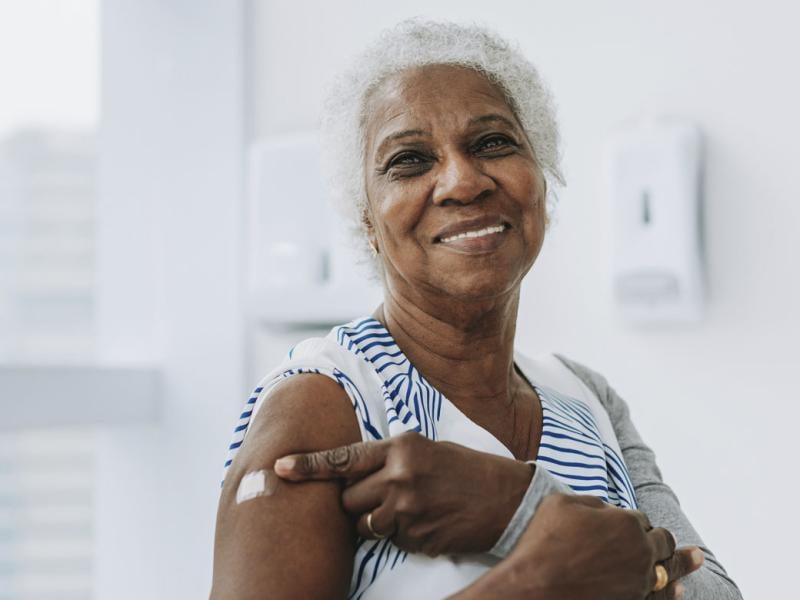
[556,354,743,600]
[636,482,742,599]
[489,461,573,557]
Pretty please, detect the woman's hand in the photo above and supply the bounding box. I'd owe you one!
[275,433,703,599]
[273,431,533,556]
[460,493,704,600]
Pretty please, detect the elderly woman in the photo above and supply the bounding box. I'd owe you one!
[211,20,741,600]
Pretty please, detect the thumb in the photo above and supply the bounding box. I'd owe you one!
[274,440,388,482]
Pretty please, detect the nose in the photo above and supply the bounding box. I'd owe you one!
[431,152,496,206]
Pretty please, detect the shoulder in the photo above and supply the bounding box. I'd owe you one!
[552,355,612,400]
[250,322,376,415]
[270,318,382,377]
[233,317,387,460]
[516,351,634,436]
[225,372,363,490]
[220,324,373,486]
[551,354,645,454]
[246,374,362,455]
[515,351,610,403]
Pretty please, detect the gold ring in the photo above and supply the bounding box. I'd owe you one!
[653,564,669,592]
[366,512,387,539]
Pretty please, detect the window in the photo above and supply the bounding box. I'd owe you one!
[0,2,99,598]
[0,429,94,599]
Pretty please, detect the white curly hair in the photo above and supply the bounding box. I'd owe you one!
[320,18,565,270]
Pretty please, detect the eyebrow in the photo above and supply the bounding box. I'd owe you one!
[467,113,520,130]
[374,129,429,162]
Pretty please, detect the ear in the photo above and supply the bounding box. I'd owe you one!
[361,207,379,253]
[362,207,374,234]
[540,173,550,228]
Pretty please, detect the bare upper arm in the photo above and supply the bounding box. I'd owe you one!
[211,374,363,600]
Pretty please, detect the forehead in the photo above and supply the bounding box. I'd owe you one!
[364,65,518,149]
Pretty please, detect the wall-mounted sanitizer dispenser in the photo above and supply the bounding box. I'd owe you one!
[608,119,705,324]
[246,132,382,327]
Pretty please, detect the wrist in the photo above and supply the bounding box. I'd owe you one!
[485,458,535,550]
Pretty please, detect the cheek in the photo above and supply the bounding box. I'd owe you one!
[502,167,545,231]
[526,195,547,252]
[372,182,430,250]
[506,174,546,270]
[513,167,542,206]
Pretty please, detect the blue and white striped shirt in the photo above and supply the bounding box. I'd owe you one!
[222,317,636,599]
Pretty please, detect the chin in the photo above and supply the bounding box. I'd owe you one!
[437,264,523,301]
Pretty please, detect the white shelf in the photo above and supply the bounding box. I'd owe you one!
[0,365,161,430]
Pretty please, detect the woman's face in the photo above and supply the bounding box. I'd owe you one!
[363,64,547,302]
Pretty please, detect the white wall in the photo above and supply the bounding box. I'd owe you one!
[252,1,800,597]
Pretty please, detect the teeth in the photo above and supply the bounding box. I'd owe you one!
[440,224,506,243]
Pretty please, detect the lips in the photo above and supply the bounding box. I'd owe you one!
[439,223,507,243]
[433,216,511,244]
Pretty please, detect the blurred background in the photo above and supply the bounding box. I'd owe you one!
[1,0,797,598]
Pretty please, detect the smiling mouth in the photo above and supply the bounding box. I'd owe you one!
[437,223,509,244]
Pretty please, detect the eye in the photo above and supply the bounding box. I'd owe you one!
[382,150,433,179]
[474,134,517,154]
[388,151,427,168]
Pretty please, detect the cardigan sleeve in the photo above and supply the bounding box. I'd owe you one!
[555,354,743,600]
[488,458,573,557]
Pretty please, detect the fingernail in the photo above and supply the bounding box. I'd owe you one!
[691,547,705,566]
[274,457,295,472]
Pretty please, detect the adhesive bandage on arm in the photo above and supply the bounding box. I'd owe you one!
[235,469,278,504]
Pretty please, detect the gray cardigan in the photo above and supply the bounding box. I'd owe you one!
[490,355,742,600]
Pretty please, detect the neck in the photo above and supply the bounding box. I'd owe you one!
[376,282,521,413]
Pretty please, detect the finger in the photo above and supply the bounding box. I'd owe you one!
[342,471,385,514]
[356,504,396,540]
[648,527,678,561]
[664,546,705,581]
[630,509,654,531]
[274,440,388,482]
